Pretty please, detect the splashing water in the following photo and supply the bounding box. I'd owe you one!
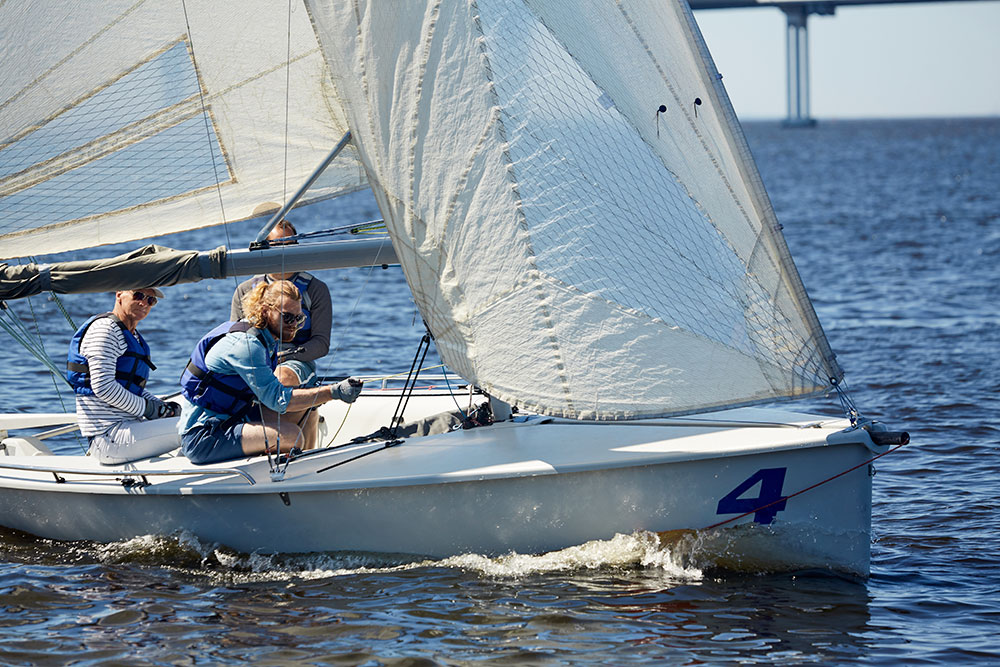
[439,532,704,579]
[87,529,708,583]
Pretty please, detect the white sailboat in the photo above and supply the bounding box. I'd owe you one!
[0,0,905,575]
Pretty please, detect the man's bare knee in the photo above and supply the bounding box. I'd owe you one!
[275,366,301,387]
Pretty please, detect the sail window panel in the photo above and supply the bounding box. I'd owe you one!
[0,42,199,181]
[0,114,226,235]
[477,1,765,357]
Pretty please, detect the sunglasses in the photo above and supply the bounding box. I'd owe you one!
[132,291,158,306]
[279,311,306,328]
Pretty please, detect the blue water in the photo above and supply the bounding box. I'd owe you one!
[0,117,998,664]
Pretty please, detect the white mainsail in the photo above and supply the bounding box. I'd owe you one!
[0,0,367,260]
[305,0,842,419]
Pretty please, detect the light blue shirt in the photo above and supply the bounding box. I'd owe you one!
[178,327,295,434]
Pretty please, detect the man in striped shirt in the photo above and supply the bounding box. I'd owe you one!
[68,287,180,464]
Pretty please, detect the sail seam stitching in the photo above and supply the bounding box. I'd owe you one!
[470,0,576,415]
[0,0,149,118]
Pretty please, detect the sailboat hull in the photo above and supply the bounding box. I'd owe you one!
[0,402,881,575]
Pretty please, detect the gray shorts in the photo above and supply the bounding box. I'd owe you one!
[180,417,246,465]
[279,359,318,387]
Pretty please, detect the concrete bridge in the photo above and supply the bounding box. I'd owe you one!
[690,0,993,125]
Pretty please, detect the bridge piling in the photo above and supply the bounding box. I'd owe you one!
[782,5,819,127]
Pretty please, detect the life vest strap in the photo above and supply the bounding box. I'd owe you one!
[120,349,156,371]
[183,360,255,399]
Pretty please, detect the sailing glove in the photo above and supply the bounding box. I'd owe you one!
[331,378,363,404]
[143,398,181,420]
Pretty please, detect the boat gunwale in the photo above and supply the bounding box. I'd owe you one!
[0,417,872,496]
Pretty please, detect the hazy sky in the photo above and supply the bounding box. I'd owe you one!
[693,1,1000,119]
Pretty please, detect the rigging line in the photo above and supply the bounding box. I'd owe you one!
[3,293,75,436]
[181,0,278,466]
[322,400,354,448]
[0,308,84,451]
[21,293,80,447]
[0,310,64,378]
[275,381,322,475]
[315,364,447,386]
[258,402,279,473]
[23,288,51,353]
[317,234,388,382]
[179,0,229,239]
[0,324,62,377]
[273,226,388,244]
[357,364,446,385]
[700,439,910,533]
[389,333,432,439]
[19,256,78,332]
[273,0,308,457]
[10,257,66,350]
[440,366,470,423]
[296,220,387,240]
[3,295,44,350]
[832,378,861,427]
[51,292,76,331]
[266,0,298,476]
[283,0,293,204]
[314,439,402,474]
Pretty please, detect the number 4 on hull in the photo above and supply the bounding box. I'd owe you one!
[716,468,788,525]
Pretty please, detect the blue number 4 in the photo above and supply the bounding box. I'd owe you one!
[716,468,788,524]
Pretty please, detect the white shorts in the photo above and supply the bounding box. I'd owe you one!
[88,417,181,465]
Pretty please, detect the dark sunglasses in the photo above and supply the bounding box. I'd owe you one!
[279,311,306,328]
[132,291,158,306]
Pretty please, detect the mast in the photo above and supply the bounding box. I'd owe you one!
[253,131,355,246]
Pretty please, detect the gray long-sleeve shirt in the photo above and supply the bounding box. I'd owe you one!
[230,272,332,364]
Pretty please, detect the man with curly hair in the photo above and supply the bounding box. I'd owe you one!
[178,279,361,465]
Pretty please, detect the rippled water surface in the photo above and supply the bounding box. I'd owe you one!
[0,118,997,664]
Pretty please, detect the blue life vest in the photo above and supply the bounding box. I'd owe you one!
[290,273,314,346]
[66,313,155,397]
[250,272,313,346]
[180,321,277,419]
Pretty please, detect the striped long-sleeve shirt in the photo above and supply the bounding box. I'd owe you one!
[75,317,156,436]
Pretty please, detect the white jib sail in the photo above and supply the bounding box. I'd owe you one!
[306,0,843,420]
[0,0,367,260]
